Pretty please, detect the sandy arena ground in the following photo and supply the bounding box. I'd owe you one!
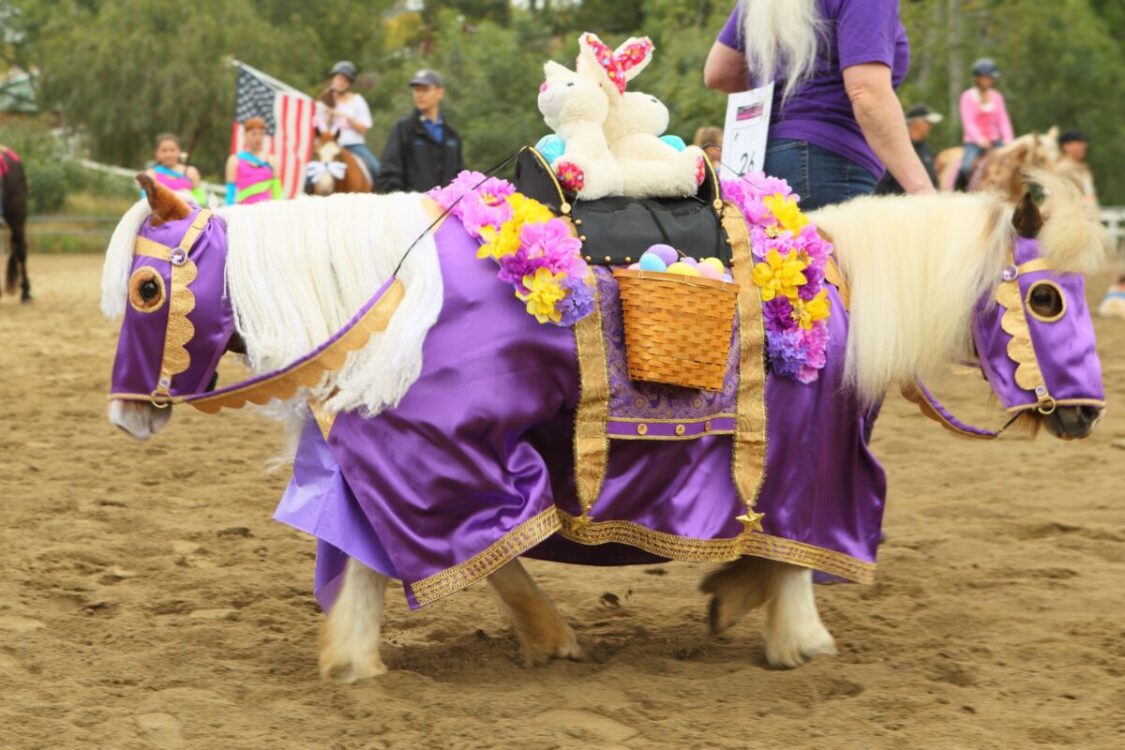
[1,254,1123,749]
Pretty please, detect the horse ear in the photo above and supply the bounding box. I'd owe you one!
[1012,190,1044,239]
[1046,126,1059,141]
[136,173,190,225]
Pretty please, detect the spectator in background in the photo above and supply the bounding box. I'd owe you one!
[704,0,933,211]
[1055,130,1099,212]
[376,69,464,193]
[956,57,1013,190]
[876,104,941,194]
[693,126,724,167]
[145,133,207,206]
[316,60,381,186]
[225,117,281,205]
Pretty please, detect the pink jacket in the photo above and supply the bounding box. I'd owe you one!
[960,88,1014,145]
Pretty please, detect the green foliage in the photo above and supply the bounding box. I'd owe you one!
[0,116,85,212]
[6,0,1122,205]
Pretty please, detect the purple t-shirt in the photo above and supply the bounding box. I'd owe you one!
[717,0,910,178]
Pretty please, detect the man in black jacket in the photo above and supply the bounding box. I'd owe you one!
[376,69,465,193]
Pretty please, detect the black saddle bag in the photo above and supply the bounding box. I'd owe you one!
[512,147,730,266]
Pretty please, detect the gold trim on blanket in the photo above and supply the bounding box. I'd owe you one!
[722,201,768,533]
[572,265,610,517]
[555,511,875,584]
[186,279,406,413]
[408,507,562,607]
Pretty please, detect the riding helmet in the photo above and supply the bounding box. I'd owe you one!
[971,58,1000,78]
[330,60,358,81]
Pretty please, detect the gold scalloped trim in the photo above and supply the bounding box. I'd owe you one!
[187,279,406,414]
[995,276,1045,393]
[722,201,768,531]
[162,259,197,378]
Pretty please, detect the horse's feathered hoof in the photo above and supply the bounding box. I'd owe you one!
[700,557,770,635]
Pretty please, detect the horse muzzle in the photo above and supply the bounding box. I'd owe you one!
[1041,404,1104,440]
[108,399,173,441]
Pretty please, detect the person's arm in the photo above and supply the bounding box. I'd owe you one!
[375,120,406,193]
[843,63,935,195]
[344,96,373,136]
[995,92,1014,143]
[224,155,238,204]
[187,165,202,188]
[704,41,750,93]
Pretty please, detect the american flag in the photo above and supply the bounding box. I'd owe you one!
[230,62,314,199]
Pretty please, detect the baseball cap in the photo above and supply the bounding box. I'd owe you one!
[409,69,444,88]
[905,104,943,124]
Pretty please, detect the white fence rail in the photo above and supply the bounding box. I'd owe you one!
[1101,206,1125,254]
[77,159,227,200]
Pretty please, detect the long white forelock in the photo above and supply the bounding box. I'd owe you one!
[810,192,1011,403]
[740,0,823,102]
[100,199,153,317]
[219,193,442,417]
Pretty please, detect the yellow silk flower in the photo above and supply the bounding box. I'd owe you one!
[516,267,567,323]
[763,193,810,236]
[752,248,808,301]
[792,289,831,330]
[478,194,555,260]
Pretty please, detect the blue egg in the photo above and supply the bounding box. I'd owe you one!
[638,253,668,272]
[659,135,687,152]
[535,134,566,165]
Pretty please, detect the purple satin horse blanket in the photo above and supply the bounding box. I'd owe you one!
[276,219,884,609]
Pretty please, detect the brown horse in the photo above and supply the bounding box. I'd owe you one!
[935,128,1060,198]
[306,88,373,195]
[0,146,30,302]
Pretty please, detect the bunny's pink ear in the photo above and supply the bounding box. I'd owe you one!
[614,37,655,82]
[578,32,627,95]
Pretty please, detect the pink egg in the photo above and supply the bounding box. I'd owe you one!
[646,243,678,266]
[697,262,722,280]
[628,262,641,270]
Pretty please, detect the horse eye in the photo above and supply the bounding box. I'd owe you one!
[1027,281,1064,322]
[128,267,166,313]
[566,82,574,87]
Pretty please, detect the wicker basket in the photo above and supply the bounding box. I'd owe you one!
[612,269,740,392]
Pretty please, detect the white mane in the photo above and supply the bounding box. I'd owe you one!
[811,192,1012,402]
[218,193,441,416]
[811,180,1108,403]
[100,193,442,417]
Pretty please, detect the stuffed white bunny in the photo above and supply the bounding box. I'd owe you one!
[538,53,624,200]
[579,34,706,199]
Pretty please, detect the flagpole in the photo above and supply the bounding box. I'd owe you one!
[230,59,311,99]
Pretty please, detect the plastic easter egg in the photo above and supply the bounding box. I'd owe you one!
[722,272,734,283]
[659,134,687,152]
[628,262,641,270]
[535,134,566,165]
[680,256,698,266]
[666,261,701,277]
[697,262,722,280]
[638,253,668,272]
[646,243,678,266]
[700,257,725,275]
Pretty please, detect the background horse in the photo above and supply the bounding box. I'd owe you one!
[0,146,30,302]
[935,128,1060,195]
[101,171,1107,681]
[306,89,373,195]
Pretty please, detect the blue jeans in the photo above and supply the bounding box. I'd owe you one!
[344,143,381,183]
[959,140,1004,181]
[762,139,877,211]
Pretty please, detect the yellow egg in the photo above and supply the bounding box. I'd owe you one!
[666,262,701,277]
[700,257,726,274]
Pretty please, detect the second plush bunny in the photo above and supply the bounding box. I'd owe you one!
[579,34,706,199]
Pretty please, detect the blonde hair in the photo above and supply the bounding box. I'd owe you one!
[693,126,723,149]
[739,0,823,101]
